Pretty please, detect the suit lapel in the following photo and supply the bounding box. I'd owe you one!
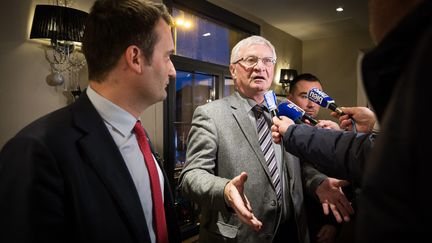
[71,94,150,242]
[228,93,274,182]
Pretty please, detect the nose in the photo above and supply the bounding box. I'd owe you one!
[168,59,176,79]
[307,100,317,108]
[253,59,266,70]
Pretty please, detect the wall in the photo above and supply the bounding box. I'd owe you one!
[208,0,303,95]
[302,32,374,120]
[0,0,164,152]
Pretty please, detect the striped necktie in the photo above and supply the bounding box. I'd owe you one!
[253,105,282,201]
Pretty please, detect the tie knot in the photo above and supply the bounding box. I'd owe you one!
[134,121,145,136]
[253,104,266,118]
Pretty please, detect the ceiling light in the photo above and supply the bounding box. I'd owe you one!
[336,6,344,12]
[202,32,211,37]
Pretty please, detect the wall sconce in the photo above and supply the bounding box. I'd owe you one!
[30,3,88,101]
[279,69,298,93]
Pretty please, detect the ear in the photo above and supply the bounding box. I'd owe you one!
[229,64,236,79]
[124,45,143,74]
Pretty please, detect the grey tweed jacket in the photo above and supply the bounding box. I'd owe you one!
[180,92,326,243]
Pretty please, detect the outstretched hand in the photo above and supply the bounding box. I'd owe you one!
[224,172,262,231]
[315,177,354,223]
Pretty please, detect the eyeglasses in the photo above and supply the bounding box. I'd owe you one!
[233,56,276,68]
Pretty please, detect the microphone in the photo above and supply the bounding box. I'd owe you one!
[263,90,278,117]
[307,88,344,116]
[278,99,318,125]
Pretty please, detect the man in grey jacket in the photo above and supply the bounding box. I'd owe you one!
[179,35,351,243]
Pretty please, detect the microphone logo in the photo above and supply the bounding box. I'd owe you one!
[263,90,278,117]
[308,90,324,105]
[307,87,344,116]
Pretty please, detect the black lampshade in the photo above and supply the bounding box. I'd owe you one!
[30,5,88,42]
[279,69,298,84]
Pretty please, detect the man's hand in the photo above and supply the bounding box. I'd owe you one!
[331,107,376,133]
[316,120,340,130]
[224,172,262,231]
[316,224,338,243]
[315,177,354,223]
[271,116,294,144]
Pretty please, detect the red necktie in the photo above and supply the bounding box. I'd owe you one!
[134,121,168,243]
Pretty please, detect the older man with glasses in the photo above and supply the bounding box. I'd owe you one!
[179,35,350,243]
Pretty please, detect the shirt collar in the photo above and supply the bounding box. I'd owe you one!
[235,91,265,113]
[86,85,137,137]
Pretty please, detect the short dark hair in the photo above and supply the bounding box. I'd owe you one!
[289,73,321,94]
[82,0,172,81]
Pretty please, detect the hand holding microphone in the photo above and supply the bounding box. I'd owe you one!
[307,88,357,132]
[271,116,294,144]
[335,107,377,133]
[263,90,302,144]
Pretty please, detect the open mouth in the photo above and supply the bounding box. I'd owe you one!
[251,75,266,82]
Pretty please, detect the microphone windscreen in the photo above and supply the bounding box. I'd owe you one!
[263,90,277,113]
[307,87,334,109]
[277,100,303,121]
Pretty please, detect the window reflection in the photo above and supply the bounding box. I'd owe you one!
[172,8,249,66]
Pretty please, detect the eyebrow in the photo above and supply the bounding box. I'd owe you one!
[167,49,175,56]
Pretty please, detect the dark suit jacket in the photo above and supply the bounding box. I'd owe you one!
[356,1,432,242]
[0,93,180,243]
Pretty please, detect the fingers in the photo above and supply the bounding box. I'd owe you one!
[333,200,351,222]
[329,203,343,223]
[271,131,282,144]
[339,119,353,131]
[321,202,330,215]
[272,116,281,125]
[225,172,263,232]
[233,207,263,231]
[330,111,339,118]
[231,194,262,231]
[243,191,253,212]
[236,172,248,186]
[338,191,354,215]
[336,179,350,187]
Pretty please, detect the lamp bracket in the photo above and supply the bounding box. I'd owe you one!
[51,39,75,55]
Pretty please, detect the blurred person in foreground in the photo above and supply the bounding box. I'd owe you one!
[274,0,432,240]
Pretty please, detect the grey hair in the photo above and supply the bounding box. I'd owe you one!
[230,35,277,64]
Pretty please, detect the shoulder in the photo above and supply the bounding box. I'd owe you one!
[195,95,235,114]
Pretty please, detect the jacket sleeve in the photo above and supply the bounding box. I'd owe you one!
[0,135,66,242]
[282,124,375,187]
[178,105,230,212]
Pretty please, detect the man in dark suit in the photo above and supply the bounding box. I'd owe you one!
[0,0,180,242]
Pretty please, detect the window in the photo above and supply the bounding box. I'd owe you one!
[163,0,260,239]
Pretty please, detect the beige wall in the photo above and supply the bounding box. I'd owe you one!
[0,0,164,151]
[303,32,374,120]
